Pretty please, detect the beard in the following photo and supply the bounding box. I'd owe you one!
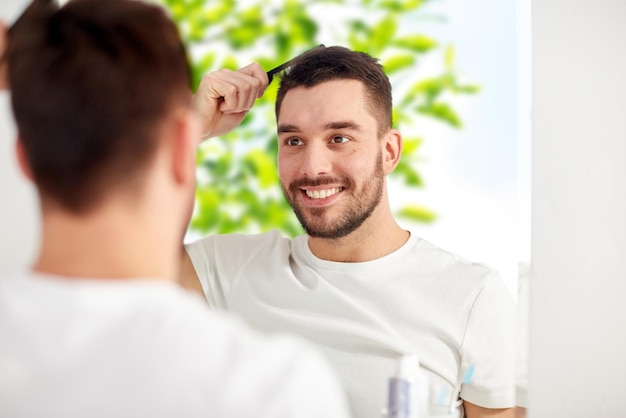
[282,154,384,239]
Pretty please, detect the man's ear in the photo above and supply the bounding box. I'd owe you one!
[169,107,199,186]
[382,129,403,175]
[15,138,34,182]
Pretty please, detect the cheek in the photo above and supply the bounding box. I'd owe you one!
[343,154,371,175]
[277,152,294,182]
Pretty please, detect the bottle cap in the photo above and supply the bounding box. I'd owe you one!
[396,353,419,379]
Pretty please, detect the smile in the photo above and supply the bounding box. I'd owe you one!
[304,187,342,200]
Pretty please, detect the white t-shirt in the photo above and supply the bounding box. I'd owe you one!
[0,272,350,418]
[186,231,516,418]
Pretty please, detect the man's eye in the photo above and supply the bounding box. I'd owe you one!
[330,135,350,144]
[286,137,304,146]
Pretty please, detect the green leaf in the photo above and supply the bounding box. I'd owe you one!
[454,84,482,94]
[191,188,222,232]
[409,78,445,103]
[221,55,239,71]
[188,20,207,42]
[244,149,277,189]
[190,52,216,91]
[167,2,186,22]
[398,204,437,223]
[371,16,397,52]
[382,54,416,73]
[295,15,318,40]
[418,102,462,128]
[402,137,423,155]
[444,45,455,69]
[378,0,425,12]
[203,1,234,24]
[402,0,426,10]
[225,5,264,48]
[394,161,424,187]
[394,34,438,52]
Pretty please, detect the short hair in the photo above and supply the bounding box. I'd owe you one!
[275,46,393,136]
[6,0,192,213]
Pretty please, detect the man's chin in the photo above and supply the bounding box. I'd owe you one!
[301,218,355,240]
[296,215,335,238]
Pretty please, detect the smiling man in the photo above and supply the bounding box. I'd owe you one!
[277,77,401,258]
[182,46,516,418]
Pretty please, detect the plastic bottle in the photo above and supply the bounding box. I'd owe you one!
[385,353,429,418]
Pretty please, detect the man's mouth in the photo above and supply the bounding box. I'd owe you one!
[303,187,343,200]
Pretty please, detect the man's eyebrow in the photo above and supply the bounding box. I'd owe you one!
[324,121,364,132]
[277,120,365,134]
[277,124,300,133]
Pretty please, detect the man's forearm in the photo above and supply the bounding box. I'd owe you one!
[463,402,515,418]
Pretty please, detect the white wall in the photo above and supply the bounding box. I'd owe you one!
[0,0,39,272]
[0,93,40,272]
[530,0,626,416]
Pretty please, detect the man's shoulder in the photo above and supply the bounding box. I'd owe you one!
[184,230,304,275]
[409,234,500,282]
[158,290,349,416]
[0,276,348,417]
[185,229,296,253]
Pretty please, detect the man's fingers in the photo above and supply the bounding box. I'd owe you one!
[222,70,261,113]
[193,63,270,139]
[238,62,269,98]
[202,67,265,114]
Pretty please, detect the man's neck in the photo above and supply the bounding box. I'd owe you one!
[307,208,410,263]
[34,205,178,281]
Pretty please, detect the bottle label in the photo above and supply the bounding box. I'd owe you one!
[388,378,416,418]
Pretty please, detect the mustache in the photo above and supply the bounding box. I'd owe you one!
[288,176,353,192]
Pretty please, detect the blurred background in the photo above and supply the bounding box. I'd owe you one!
[161,0,527,294]
[0,0,528,295]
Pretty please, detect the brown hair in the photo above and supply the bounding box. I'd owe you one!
[6,0,192,213]
[275,46,393,136]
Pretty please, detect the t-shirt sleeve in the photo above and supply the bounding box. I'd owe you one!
[185,236,227,309]
[459,269,516,409]
[184,231,286,310]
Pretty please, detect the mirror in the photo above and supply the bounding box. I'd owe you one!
[0,0,531,415]
[173,0,530,414]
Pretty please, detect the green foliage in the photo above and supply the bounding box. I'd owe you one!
[398,204,437,223]
[158,0,479,237]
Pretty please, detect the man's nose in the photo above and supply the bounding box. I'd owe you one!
[299,142,332,178]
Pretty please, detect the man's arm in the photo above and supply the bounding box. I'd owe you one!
[464,402,515,418]
[178,63,268,296]
[179,250,205,297]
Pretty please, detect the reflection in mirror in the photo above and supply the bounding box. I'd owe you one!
[168,0,525,416]
[0,0,532,417]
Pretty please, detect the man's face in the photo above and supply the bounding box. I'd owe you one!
[277,79,385,239]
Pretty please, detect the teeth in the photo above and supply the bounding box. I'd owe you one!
[305,187,340,199]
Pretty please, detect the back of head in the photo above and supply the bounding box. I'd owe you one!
[275,46,393,136]
[6,0,191,213]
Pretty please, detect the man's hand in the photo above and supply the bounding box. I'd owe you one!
[0,22,8,91]
[193,62,268,142]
